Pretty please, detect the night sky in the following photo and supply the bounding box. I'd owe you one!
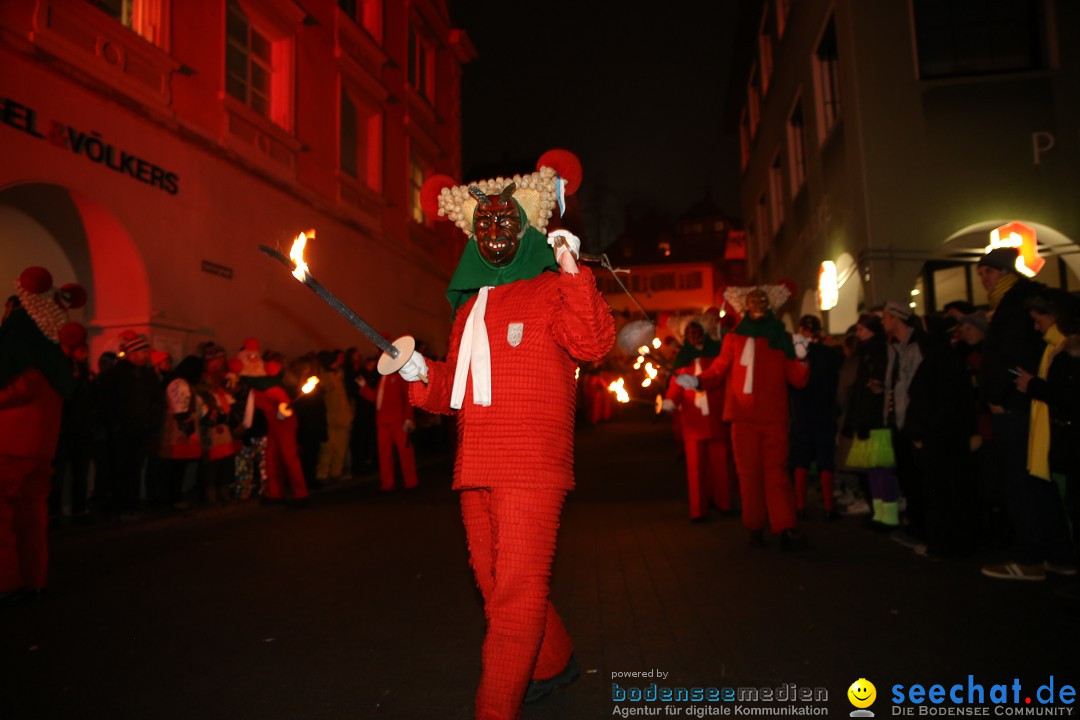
[448,1,744,249]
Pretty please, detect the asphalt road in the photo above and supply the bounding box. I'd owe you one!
[2,406,1077,719]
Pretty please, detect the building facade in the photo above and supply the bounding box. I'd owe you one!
[0,0,473,363]
[730,0,1079,333]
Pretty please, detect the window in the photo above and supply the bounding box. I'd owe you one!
[408,24,435,104]
[759,7,774,95]
[739,108,751,172]
[90,0,168,47]
[776,0,791,38]
[787,98,807,195]
[747,63,761,138]
[225,1,294,130]
[755,194,769,249]
[337,0,383,42]
[913,0,1045,79]
[409,155,426,225]
[768,151,785,235]
[812,16,841,143]
[340,85,383,190]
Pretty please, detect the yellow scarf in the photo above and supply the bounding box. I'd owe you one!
[987,272,1019,311]
[1027,324,1066,481]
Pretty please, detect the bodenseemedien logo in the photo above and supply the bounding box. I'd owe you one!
[849,678,877,717]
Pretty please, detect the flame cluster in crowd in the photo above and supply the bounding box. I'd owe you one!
[631,337,663,388]
[607,377,630,404]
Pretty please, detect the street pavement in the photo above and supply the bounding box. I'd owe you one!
[1,406,1077,720]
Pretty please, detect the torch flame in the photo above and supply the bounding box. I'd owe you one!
[652,337,661,349]
[289,230,314,281]
[301,375,319,394]
[607,377,630,404]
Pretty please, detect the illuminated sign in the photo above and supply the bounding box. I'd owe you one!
[818,260,838,311]
[986,221,1044,277]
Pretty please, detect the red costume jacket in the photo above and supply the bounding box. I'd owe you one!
[359,374,414,427]
[699,333,809,423]
[666,356,726,442]
[410,267,614,491]
[0,369,62,460]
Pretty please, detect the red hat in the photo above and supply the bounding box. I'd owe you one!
[14,267,87,344]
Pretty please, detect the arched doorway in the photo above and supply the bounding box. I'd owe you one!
[917,220,1079,314]
[0,183,151,366]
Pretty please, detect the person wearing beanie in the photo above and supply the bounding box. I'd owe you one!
[789,314,843,520]
[973,248,1057,580]
[98,330,162,520]
[0,267,85,604]
[677,286,810,548]
[662,320,735,522]
[395,152,614,717]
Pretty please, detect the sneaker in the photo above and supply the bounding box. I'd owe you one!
[1043,561,1078,577]
[524,655,581,704]
[981,562,1046,581]
[842,499,871,516]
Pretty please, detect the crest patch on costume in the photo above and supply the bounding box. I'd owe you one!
[507,322,524,347]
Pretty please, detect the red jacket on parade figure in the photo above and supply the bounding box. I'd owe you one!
[397,153,615,719]
[1,267,86,599]
[683,287,809,542]
[250,367,308,503]
[359,373,418,491]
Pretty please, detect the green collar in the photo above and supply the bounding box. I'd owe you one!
[445,226,558,311]
[734,311,796,359]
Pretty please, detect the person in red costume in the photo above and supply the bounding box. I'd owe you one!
[662,320,736,522]
[396,151,614,719]
[251,361,310,507]
[677,286,809,548]
[357,371,418,491]
[0,267,86,605]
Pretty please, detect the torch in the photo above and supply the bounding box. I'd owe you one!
[258,231,421,379]
[607,377,665,414]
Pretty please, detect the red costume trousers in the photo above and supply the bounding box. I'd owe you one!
[731,421,797,533]
[265,425,308,501]
[377,425,418,491]
[684,435,734,519]
[0,457,51,593]
[460,488,573,720]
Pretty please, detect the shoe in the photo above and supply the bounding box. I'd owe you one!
[118,512,144,523]
[1044,561,1078,577]
[689,516,708,524]
[981,562,1046,581]
[524,655,580,704]
[825,509,841,522]
[749,529,765,548]
[259,497,286,506]
[287,498,310,510]
[843,499,871,516]
[780,529,808,550]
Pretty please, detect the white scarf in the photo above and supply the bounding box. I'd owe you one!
[451,286,493,410]
[692,358,710,416]
[740,337,755,394]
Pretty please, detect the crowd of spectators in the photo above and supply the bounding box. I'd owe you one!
[46,334,449,525]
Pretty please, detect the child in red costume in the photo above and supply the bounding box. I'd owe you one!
[678,286,809,547]
[0,267,86,604]
[357,372,418,491]
[396,151,614,719]
[662,321,735,521]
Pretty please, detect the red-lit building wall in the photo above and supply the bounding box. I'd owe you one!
[0,0,473,365]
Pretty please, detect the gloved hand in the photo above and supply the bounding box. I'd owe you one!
[675,374,699,390]
[661,399,676,414]
[355,376,366,388]
[403,419,416,433]
[277,402,293,420]
[398,352,428,383]
[547,229,580,273]
[794,336,809,361]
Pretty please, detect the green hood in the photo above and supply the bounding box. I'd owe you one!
[446,226,558,311]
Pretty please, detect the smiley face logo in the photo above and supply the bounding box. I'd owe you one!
[847,678,877,709]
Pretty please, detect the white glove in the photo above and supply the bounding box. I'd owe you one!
[403,419,416,433]
[675,374,700,390]
[793,334,809,360]
[661,399,676,414]
[398,351,428,383]
[546,229,580,264]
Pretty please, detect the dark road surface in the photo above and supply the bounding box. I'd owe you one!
[2,407,1077,719]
